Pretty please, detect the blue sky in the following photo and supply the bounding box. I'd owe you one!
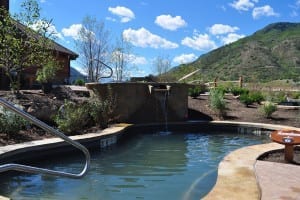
[10,0,300,77]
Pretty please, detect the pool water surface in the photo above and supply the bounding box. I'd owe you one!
[0,130,270,200]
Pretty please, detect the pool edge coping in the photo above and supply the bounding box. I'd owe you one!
[203,121,300,200]
[1,121,299,200]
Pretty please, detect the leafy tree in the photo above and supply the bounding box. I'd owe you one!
[0,0,59,93]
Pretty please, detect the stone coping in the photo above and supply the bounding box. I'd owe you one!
[203,142,284,199]
[0,121,299,200]
[0,125,128,158]
[204,122,300,200]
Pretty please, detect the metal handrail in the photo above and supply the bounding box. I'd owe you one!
[0,97,90,178]
[93,59,113,79]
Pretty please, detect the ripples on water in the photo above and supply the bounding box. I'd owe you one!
[0,131,270,200]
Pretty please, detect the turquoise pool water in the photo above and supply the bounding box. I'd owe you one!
[0,130,270,200]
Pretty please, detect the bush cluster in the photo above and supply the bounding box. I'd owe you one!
[54,93,115,135]
[74,79,85,86]
[54,101,91,135]
[268,91,286,104]
[188,87,202,98]
[230,87,249,96]
[239,91,264,107]
[0,105,29,134]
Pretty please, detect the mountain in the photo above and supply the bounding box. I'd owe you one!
[170,22,300,83]
[70,67,86,83]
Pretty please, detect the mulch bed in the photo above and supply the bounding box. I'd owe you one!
[258,148,300,165]
[1,90,300,165]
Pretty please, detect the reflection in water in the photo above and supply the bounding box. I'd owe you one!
[0,131,270,200]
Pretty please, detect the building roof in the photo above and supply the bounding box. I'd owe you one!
[52,40,78,60]
[14,21,78,60]
[1,0,78,60]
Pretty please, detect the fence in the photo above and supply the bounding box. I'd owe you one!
[205,76,243,88]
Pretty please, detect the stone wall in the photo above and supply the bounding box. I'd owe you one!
[85,83,189,123]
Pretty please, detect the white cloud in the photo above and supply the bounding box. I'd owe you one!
[209,24,239,35]
[62,24,83,40]
[108,6,135,23]
[128,54,147,65]
[29,20,63,39]
[290,10,298,17]
[127,69,148,77]
[123,27,178,49]
[289,0,300,17]
[229,0,257,11]
[252,5,279,19]
[173,53,197,64]
[155,15,187,31]
[221,33,245,44]
[181,33,217,51]
[48,25,63,39]
[105,17,117,22]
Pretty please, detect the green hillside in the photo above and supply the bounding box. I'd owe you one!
[169,22,300,83]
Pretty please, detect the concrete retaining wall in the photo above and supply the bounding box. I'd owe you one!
[85,83,189,123]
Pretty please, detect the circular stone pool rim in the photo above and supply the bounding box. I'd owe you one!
[0,121,299,200]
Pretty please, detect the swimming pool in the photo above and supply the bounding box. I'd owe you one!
[0,126,271,200]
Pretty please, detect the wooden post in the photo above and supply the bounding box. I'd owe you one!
[214,77,218,88]
[239,76,243,88]
[284,145,294,162]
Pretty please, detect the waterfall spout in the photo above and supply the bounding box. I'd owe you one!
[148,84,171,95]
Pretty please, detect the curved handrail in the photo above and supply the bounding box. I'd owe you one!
[0,97,90,178]
[93,59,113,79]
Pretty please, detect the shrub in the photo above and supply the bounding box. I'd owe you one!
[55,86,117,133]
[250,91,265,104]
[270,91,286,104]
[230,87,249,96]
[89,86,116,128]
[54,101,91,135]
[209,88,226,117]
[290,92,300,99]
[215,85,228,95]
[0,104,29,134]
[74,79,85,86]
[239,91,265,107]
[260,102,277,118]
[88,97,114,129]
[239,93,254,107]
[188,87,201,98]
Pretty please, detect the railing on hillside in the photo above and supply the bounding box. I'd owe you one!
[0,97,90,178]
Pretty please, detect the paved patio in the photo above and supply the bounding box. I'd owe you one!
[256,160,300,200]
[204,142,300,200]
